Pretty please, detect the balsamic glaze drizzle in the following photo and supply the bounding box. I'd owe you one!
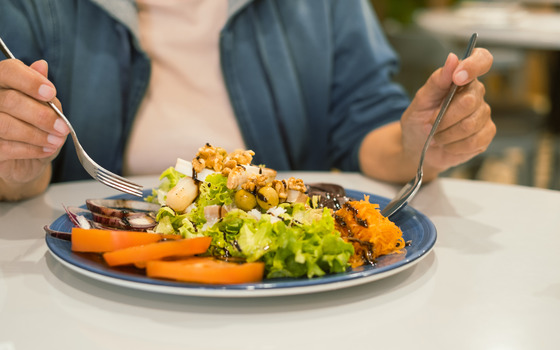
[335,202,378,265]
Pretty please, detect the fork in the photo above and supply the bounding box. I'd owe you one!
[381,33,478,218]
[0,36,143,197]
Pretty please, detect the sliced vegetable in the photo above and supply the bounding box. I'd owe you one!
[103,236,212,267]
[44,225,72,241]
[85,199,160,218]
[146,257,265,284]
[64,205,92,229]
[71,227,163,253]
[89,211,157,231]
[85,199,159,230]
[165,176,199,212]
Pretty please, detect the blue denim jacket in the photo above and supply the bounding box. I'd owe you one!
[0,0,409,182]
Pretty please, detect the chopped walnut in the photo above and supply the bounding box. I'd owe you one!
[190,144,292,195]
[255,174,270,187]
[272,180,288,202]
[192,144,256,178]
[192,156,205,173]
[286,177,306,192]
[221,167,233,177]
[220,159,241,178]
[228,149,255,166]
[192,144,228,172]
[241,175,258,192]
[223,159,237,170]
[226,165,248,190]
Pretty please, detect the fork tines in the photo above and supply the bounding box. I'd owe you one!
[95,169,144,197]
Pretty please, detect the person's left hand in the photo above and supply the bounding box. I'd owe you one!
[400,47,495,180]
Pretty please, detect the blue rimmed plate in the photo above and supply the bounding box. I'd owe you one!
[45,189,436,297]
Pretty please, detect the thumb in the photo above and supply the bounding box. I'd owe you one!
[30,59,49,78]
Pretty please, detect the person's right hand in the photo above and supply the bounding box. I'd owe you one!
[0,58,69,193]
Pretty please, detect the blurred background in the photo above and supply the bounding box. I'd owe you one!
[370,0,560,190]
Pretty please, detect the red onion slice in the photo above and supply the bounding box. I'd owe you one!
[86,199,160,218]
[43,225,71,241]
[64,202,158,231]
[64,205,93,229]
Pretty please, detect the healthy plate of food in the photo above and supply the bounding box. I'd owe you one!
[45,144,436,297]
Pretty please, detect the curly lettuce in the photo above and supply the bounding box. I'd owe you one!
[187,173,234,228]
[209,205,354,279]
[146,167,186,205]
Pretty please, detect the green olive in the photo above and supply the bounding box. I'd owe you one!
[235,189,257,211]
[256,186,279,210]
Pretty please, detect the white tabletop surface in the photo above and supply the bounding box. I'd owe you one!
[415,3,560,50]
[1,172,559,350]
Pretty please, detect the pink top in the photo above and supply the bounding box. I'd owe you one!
[124,0,245,176]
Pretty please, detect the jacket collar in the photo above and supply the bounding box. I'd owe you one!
[227,0,254,19]
[90,0,253,39]
[90,0,139,36]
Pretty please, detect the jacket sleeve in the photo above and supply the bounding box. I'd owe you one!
[328,0,410,172]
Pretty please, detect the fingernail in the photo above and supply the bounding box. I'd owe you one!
[43,146,56,154]
[38,84,56,100]
[53,118,69,135]
[455,70,469,85]
[47,134,64,146]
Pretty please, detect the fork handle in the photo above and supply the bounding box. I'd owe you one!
[0,37,14,59]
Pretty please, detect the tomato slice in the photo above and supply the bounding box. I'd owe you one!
[103,236,212,267]
[71,227,163,253]
[146,257,265,285]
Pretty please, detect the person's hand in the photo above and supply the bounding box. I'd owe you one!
[400,47,495,180]
[0,58,69,199]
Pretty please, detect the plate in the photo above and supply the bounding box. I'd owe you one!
[45,189,436,297]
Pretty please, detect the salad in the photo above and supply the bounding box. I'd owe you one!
[141,144,405,280]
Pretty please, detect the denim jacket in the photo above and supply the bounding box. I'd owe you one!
[0,0,409,182]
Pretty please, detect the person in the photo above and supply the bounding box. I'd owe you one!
[0,0,494,202]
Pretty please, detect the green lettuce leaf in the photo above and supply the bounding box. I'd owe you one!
[238,207,354,279]
[146,167,186,205]
[187,173,234,228]
[153,206,198,238]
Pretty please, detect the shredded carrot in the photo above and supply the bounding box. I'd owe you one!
[334,195,405,267]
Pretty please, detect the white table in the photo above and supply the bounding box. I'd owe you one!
[1,173,559,349]
[415,3,560,50]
